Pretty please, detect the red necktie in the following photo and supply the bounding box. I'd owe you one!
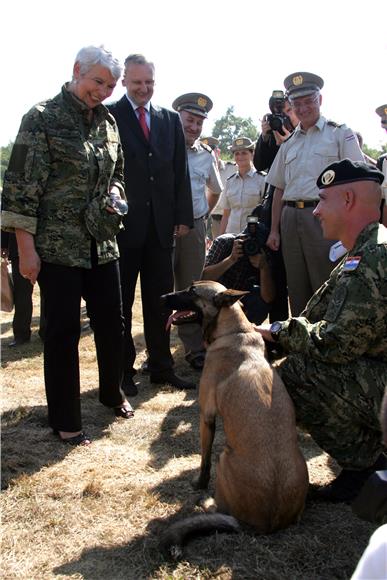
[137,106,149,140]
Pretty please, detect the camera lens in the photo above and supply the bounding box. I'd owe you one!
[268,115,283,132]
[243,238,261,256]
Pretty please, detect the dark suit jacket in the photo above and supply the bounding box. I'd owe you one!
[108,96,193,249]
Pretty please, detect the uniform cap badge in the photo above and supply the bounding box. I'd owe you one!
[321,169,335,185]
[293,75,303,86]
[197,96,207,107]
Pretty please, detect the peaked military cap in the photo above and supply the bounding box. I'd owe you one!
[201,136,219,149]
[375,104,387,128]
[284,72,324,99]
[317,159,384,189]
[172,93,213,118]
[230,137,255,152]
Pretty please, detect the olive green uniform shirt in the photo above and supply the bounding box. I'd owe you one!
[1,84,125,268]
[278,222,387,364]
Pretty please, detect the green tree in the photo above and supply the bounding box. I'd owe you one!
[1,142,14,189]
[363,142,387,162]
[212,106,258,158]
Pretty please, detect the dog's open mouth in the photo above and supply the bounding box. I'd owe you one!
[166,310,199,330]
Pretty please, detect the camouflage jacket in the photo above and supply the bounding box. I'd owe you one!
[1,85,125,268]
[279,222,387,364]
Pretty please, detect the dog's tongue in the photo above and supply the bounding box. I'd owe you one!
[165,310,193,331]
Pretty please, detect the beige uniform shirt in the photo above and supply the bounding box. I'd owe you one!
[187,142,222,218]
[217,168,266,234]
[211,160,237,217]
[266,116,364,201]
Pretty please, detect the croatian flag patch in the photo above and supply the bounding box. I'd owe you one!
[343,256,361,271]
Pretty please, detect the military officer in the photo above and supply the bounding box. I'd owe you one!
[375,104,387,226]
[266,71,364,316]
[258,159,387,503]
[218,137,266,235]
[172,93,223,370]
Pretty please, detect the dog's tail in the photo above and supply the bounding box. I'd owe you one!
[159,513,240,560]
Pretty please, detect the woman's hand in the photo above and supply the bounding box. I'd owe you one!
[15,229,41,284]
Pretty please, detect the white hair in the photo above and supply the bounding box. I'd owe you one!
[74,45,122,80]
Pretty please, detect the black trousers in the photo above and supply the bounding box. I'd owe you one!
[38,250,125,432]
[267,246,289,323]
[118,219,174,376]
[11,256,45,341]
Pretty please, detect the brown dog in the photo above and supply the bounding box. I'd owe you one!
[159,281,309,559]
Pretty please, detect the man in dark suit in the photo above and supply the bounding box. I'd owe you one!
[108,54,195,395]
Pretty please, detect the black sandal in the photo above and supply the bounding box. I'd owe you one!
[114,403,134,419]
[53,430,91,446]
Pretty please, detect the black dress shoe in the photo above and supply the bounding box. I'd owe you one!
[185,351,206,370]
[9,338,30,348]
[150,370,196,390]
[140,359,150,375]
[309,453,387,504]
[122,374,138,397]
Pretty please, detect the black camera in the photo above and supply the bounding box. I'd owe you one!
[266,90,293,136]
[241,215,269,257]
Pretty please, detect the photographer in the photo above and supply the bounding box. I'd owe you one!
[253,91,299,323]
[253,91,299,172]
[202,210,275,325]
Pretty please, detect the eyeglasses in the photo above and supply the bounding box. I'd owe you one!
[289,94,320,110]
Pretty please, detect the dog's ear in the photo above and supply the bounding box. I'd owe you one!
[213,289,249,308]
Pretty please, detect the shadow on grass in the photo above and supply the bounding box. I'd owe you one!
[53,469,376,580]
[1,388,134,490]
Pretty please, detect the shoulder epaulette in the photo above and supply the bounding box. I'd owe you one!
[227,172,237,180]
[200,142,213,153]
[327,120,345,128]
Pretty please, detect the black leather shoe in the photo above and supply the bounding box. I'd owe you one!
[140,359,150,375]
[122,374,138,397]
[9,338,30,348]
[185,351,206,370]
[150,371,196,390]
[309,453,387,504]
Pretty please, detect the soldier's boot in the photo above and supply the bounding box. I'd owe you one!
[309,453,387,504]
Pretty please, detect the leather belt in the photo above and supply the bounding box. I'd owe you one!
[284,200,318,209]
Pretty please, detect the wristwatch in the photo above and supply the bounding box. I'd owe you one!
[270,321,283,342]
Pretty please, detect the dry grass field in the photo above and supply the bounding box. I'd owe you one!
[1,284,377,579]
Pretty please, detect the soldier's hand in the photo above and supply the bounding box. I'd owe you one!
[174,224,190,237]
[255,323,274,342]
[267,231,280,251]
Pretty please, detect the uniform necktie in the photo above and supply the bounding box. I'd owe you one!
[137,106,149,140]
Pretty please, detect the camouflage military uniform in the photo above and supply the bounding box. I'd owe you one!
[1,84,127,434]
[276,222,387,469]
[1,84,124,268]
